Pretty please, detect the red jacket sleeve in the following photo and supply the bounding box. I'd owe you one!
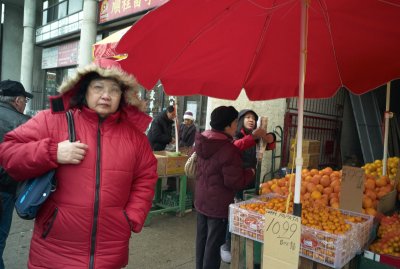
[233,134,256,151]
[0,111,59,180]
[124,135,158,233]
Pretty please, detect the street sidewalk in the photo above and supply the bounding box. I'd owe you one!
[4,211,231,269]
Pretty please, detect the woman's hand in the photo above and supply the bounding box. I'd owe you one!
[251,128,266,139]
[262,133,275,144]
[57,140,88,164]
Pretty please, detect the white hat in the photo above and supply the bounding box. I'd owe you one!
[183,110,194,121]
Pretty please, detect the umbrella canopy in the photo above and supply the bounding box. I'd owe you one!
[116,0,400,100]
[115,0,400,216]
[93,26,131,59]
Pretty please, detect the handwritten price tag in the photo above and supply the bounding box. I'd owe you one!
[263,210,301,269]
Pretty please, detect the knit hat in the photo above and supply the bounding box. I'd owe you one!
[183,110,194,121]
[0,80,33,98]
[210,106,238,131]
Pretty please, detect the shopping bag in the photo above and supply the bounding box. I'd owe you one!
[15,170,56,220]
[184,151,197,179]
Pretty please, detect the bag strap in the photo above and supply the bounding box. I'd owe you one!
[66,110,76,142]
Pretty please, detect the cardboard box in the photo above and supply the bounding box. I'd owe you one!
[154,151,189,176]
[290,139,321,154]
[288,152,320,169]
[340,163,400,215]
[340,166,364,213]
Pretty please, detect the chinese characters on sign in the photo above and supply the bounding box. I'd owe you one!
[42,40,79,69]
[99,0,167,24]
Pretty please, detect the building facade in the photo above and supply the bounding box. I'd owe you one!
[0,0,209,130]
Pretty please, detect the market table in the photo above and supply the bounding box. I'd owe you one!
[145,174,188,226]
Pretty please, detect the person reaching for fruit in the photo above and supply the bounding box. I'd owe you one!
[194,106,255,269]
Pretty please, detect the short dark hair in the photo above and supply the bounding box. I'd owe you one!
[166,105,175,113]
[69,72,102,108]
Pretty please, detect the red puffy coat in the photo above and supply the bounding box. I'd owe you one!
[0,65,158,269]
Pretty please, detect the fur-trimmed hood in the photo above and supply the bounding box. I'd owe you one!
[50,60,146,113]
[49,59,151,132]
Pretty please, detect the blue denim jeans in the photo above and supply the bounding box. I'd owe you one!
[0,192,15,269]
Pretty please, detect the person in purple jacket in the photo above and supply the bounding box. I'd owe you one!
[194,106,255,269]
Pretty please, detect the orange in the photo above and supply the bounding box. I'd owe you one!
[362,196,373,208]
[364,178,376,190]
[311,190,322,200]
[320,175,331,187]
[311,174,321,185]
[306,182,317,193]
[323,186,333,195]
[365,207,377,216]
[364,189,377,200]
[316,184,324,193]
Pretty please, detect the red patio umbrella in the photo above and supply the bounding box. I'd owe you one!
[116,0,400,216]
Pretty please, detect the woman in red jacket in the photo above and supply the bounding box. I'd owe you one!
[0,59,158,269]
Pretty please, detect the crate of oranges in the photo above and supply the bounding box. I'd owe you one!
[229,196,372,268]
[229,199,267,242]
[341,209,374,250]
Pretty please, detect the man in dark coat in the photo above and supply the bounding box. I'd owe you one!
[0,80,32,269]
[147,105,176,151]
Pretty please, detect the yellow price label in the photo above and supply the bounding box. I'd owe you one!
[263,210,301,269]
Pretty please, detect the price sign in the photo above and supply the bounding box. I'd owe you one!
[263,210,301,269]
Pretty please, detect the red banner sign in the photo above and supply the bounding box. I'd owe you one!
[98,0,167,24]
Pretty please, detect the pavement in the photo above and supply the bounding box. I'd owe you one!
[4,210,231,269]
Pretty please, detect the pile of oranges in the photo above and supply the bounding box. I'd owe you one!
[362,157,399,179]
[260,159,400,217]
[240,198,358,235]
[370,214,400,255]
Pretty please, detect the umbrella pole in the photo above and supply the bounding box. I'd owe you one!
[293,0,309,218]
[174,102,179,153]
[382,82,391,176]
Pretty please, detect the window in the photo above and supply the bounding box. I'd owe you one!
[42,0,83,25]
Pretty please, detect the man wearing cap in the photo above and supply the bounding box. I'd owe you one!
[0,79,32,269]
[179,110,197,148]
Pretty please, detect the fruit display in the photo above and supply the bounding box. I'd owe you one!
[369,214,400,256]
[362,157,399,180]
[229,196,373,268]
[260,158,399,216]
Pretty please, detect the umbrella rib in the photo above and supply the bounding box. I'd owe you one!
[246,0,296,10]
[377,0,400,7]
[242,0,297,88]
[317,0,344,88]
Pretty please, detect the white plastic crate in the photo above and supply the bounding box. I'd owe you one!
[340,209,374,251]
[229,199,366,268]
[300,224,357,268]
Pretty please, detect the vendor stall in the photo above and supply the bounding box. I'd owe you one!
[145,151,190,225]
[229,158,400,269]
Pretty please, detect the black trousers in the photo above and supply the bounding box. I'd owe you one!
[196,212,227,269]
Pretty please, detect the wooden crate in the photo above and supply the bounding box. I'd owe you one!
[154,151,189,176]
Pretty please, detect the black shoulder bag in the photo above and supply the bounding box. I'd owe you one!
[15,110,76,220]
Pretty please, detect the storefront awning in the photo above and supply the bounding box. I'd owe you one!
[92,26,131,60]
